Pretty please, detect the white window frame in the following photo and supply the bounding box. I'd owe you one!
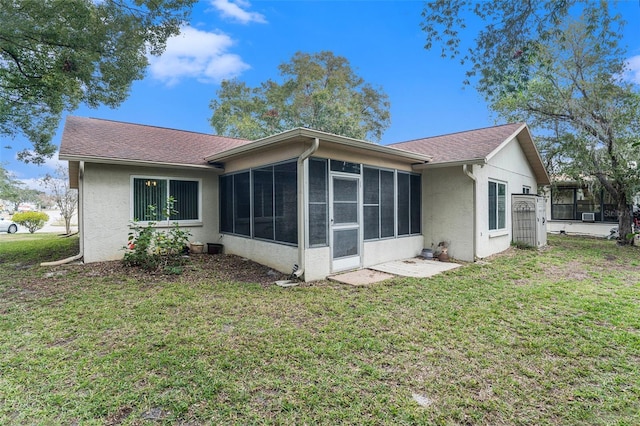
[488,179,507,232]
[130,175,202,226]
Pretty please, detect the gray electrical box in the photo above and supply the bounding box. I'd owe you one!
[512,194,547,248]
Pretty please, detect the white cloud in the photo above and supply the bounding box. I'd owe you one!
[210,0,267,24]
[8,151,64,192]
[148,26,250,86]
[625,55,640,85]
[42,153,65,173]
[19,178,46,191]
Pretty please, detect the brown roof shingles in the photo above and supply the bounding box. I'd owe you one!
[59,116,251,167]
[390,122,525,164]
[60,117,535,174]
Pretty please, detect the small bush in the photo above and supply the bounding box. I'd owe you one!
[123,197,191,274]
[12,211,49,233]
[123,222,191,273]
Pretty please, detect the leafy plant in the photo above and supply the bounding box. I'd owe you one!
[123,197,191,273]
[11,211,49,233]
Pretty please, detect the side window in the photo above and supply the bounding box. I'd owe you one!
[132,177,199,222]
[488,180,506,230]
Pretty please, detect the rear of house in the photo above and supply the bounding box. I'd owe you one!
[60,117,549,281]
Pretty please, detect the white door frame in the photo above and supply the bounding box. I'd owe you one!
[329,172,362,272]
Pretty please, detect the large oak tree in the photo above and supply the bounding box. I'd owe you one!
[422,1,640,242]
[0,0,195,164]
[209,51,391,142]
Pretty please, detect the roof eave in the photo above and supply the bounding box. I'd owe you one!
[485,123,551,186]
[205,128,432,164]
[59,154,225,172]
[412,158,487,170]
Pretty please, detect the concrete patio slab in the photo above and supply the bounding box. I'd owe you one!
[327,269,395,286]
[328,257,463,285]
[370,257,461,278]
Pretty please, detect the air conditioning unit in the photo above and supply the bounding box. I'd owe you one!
[582,212,596,222]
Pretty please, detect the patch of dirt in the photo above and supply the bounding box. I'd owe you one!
[104,406,133,426]
[71,253,290,287]
[2,254,291,303]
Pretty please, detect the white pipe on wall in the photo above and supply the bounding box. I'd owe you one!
[296,137,320,280]
[463,164,477,261]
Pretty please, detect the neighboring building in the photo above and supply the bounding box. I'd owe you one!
[59,116,550,281]
[544,180,624,237]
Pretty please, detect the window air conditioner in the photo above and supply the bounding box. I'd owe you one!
[582,212,596,222]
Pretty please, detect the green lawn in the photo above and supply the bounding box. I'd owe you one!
[1,234,639,425]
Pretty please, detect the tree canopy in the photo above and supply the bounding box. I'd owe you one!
[209,51,391,141]
[422,0,583,94]
[0,0,195,164]
[423,1,640,242]
[0,165,42,212]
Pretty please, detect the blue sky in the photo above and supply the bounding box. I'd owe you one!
[2,0,640,187]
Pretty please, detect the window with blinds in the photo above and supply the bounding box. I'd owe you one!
[132,177,200,222]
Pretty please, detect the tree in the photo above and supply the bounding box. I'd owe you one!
[422,1,640,244]
[0,166,42,212]
[421,0,581,91]
[12,211,49,234]
[210,51,391,141]
[0,0,196,164]
[41,166,78,235]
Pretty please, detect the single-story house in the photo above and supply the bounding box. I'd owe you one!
[59,116,550,281]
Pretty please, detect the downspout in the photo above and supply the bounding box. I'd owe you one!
[296,137,320,280]
[463,164,477,261]
[41,161,85,267]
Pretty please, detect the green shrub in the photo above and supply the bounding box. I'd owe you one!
[11,211,49,233]
[123,197,191,274]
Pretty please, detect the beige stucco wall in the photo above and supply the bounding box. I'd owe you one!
[422,167,475,262]
[315,145,416,172]
[223,144,305,173]
[220,234,298,275]
[422,137,540,262]
[304,247,332,282]
[81,163,220,263]
[362,236,424,266]
[473,137,539,259]
[301,237,423,282]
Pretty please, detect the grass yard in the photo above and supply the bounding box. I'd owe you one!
[0,234,639,425]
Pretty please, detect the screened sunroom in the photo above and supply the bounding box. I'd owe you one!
[207,128,430,281]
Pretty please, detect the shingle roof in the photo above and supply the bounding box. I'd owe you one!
[390,123,525,164]
[59,116,250,167]
[58,116,548,185]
